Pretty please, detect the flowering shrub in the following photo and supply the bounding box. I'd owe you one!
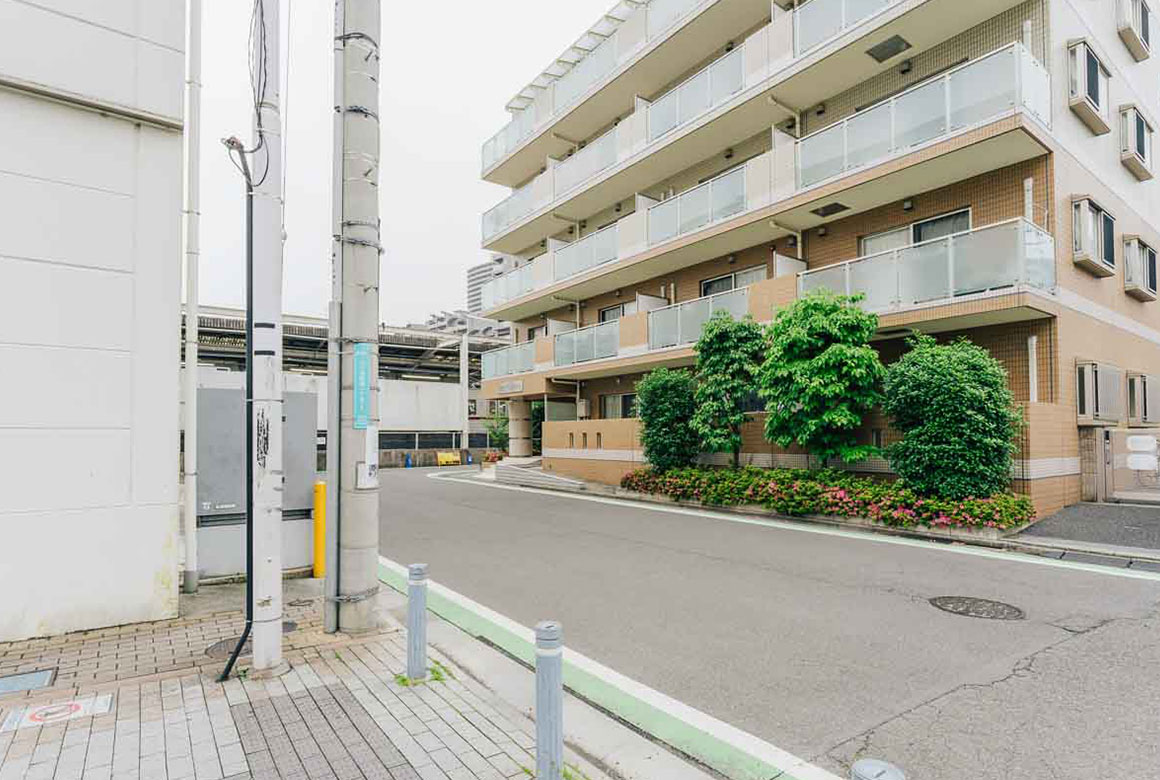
[620,467,1034,530]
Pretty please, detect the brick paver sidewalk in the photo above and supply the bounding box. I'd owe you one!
[0,586,604,780]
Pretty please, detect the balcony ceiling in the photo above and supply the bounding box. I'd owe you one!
[770,0,1034,112]
[774,123,1050,232]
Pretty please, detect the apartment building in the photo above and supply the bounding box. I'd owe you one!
[466,255,515,313]
[477,0,1160,516]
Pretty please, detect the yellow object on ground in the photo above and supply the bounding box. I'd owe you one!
[313,481,326,578]
[437,451,462,466]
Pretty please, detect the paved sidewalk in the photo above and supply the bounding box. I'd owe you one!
[0,582,606,780]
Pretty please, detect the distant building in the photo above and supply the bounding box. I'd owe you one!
[466,255,515,313]
[414,309,511,341]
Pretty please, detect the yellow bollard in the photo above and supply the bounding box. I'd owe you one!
[313,481,326,578]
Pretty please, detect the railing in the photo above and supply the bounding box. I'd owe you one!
[481,341,536,380]
[482,262,535,310]
[555,32,620,110]
[482,108,537,171]
[647,47,745,142]
[796,219,1056,313]
[796,43,1051,189]
[648,165,746,244]
[794,0,899,56]
[555,321,620,366]
[647,0,701,38]
[554,223,619,281]
[647,288,749,350]
[555,128,618,196]
[482,178,546,241]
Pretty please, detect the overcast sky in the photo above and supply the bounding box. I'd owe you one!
[198,0,610,325]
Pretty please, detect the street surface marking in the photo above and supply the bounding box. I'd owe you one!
[378,555,841,780]
[425,471,1160,583]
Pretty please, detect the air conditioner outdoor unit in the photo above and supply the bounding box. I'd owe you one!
[576,399,590,419]
[1128,372,1160,425]
[1077,361,1124,425]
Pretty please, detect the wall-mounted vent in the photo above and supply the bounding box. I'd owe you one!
[867,35,912,63]
[811,202,850,218]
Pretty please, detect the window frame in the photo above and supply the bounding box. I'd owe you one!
[1120,105,1155,175]
[859,208,972,256]
[600,392,638,420]
[699,264,769,298]
[1072,198,1117,271]
[1068,41,1113,128]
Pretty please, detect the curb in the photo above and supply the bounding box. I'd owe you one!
[377,558,843,780]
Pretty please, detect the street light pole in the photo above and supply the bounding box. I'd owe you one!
[328,0,382,633]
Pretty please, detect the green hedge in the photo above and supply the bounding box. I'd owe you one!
[620,467,1034,530]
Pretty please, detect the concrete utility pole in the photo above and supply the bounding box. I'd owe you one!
[181,0,203,594]
[460,333,471,451]
[327,0,382,634]
[250,0,285,672]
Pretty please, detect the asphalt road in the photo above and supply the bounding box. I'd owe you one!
[379,468,1160,779]
[1020,501,1160,550]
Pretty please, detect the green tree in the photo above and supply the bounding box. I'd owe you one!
[691,311,767,468]
[883,334,1021,499]
[483,407,509,451]
[758,290,885,465]
[636,368,699,472]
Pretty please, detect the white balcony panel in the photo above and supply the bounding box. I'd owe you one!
[555,129,618,196]
[797,220,1055,314]
[482,342,535,380]
[555,321,620,366]
[554,224,619,282]
[795,0,896,56]
[647,48,745,143]
[796,44,1049,190]
[647,288,749,350]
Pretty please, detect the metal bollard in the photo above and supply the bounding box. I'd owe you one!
[851,759,905,780]
[407,564,429,681]
[535,621,564,780]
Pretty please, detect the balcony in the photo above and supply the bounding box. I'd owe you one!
[481,0,771,185]
[796,43,1050,190]
[797,218,1055,314]
[648,165,747,244]
[647,287,749,349]
[555,321,621,367]
[647,47,745,143]
[481,341,535,380]
[793,0,900,56]
[554,223,620,281]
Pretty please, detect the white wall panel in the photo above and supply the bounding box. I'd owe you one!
[0,172,134,271]
[380,381,464,430]
[0,346,131,428]
[0,505,178,640]
[0,0,182,119]
[0,257,133,350]
[0,429,131,512]
[0,90,137,194]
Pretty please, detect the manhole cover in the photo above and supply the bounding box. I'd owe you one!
[929,596,1025,620]
[205,620,298,659]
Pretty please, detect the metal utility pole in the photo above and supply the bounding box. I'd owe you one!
[249,0,285,673]
[327,0,382,634]
[460,333,471,452]
[181,0,203,594]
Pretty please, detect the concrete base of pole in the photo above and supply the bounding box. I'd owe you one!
[249,660,291,680]
[182,570,199,594]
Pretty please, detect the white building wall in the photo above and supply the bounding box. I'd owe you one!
[0,1,184,641]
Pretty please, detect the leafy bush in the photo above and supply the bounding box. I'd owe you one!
[620,467,1034,529]
[483,409,509,452]
[692,311,767,468]
[883,334,1021,500]
[636,368,700,472]
[759,290,885,466]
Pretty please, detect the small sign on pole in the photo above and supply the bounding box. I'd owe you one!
[353,342,372,430]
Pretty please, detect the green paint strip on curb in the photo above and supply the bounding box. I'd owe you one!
[379,563,802,780]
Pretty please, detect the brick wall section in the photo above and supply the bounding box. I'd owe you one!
[801,158,1050,269]
[800,0,1048,135]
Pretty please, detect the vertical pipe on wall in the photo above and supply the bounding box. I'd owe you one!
[181,0,203,594]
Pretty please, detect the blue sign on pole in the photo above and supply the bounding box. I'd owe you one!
[353,342,371,430]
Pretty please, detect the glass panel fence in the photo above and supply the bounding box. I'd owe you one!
[795,0,893,56]
[555,33,618,110]
[648,0,700,38]
[648,167,747,247]
[648,306,679,349]
[679,183,712,235]
[648,198,679,244]
[555,129,617,196]
[898,241,951,307]
[796,45,1048,189]
[555,321,620,366]
[647,289,749,350]
[554,224,619,282]
[648,49,744,142]
[711,168,746,221]
[482,343,535,379]
[952,220,1021,296]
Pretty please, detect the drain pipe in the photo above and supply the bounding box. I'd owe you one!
[219,140,255,682]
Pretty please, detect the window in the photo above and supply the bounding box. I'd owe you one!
[467,399,478,417]
[1072,198,1117,275]
[738,390,765,413]
[1119,0,1153,60]
[859,210,971,256]
[1077,361,1125,423]
[1068,42,1112,134]
[1120,106,1155,180]
[699,265,768,297]
[600,393,638,419]
[599,301,637,322]
[1125,237,1158,298]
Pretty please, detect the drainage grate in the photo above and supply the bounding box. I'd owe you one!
[930,596,1025,620]
[205,620,298,659]
[0,669,56,695]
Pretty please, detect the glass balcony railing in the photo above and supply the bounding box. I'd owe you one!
[647,0,701,38]
[797,219,1056,313]
[480,262,535,311]
[555,321,620,367]
[555,33,620,110]
[481,341,536,380]
[554,223,619,281]
[648,47,745,142]
[482,109,537,171]
[648,165,746,244]
[482,179,547,241]
[647,288,749,350]
[555,129,618,196]
[797,43,1051,189]
[794,0,899,56]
